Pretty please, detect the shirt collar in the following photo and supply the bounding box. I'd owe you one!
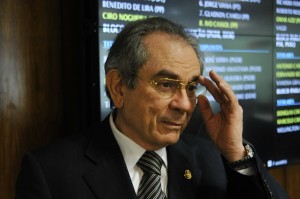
[109,111,168,171]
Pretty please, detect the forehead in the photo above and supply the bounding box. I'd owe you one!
[142,32,201,79]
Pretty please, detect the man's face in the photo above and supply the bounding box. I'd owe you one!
[115,32,202,150]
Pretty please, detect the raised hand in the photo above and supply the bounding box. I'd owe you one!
[198,70,245,162]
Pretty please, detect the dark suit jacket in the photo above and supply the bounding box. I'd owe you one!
[15,116,289,199]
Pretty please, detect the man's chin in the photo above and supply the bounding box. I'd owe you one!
[161,133,181,145]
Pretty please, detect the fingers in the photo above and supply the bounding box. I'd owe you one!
[199,70,237,105]
[197,95,214,122]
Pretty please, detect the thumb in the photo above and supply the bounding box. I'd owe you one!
[197,95,213,122]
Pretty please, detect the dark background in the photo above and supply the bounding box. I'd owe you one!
[0,0,299,198]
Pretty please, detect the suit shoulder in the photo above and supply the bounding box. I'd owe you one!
[30,123,101,163]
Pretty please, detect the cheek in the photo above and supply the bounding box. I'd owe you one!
[124,91,161,119]
[124,87,170,127]
[134,87,167,113]
[142,99,170,132]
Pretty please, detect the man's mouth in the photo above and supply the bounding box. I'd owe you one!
[161,120,183,129]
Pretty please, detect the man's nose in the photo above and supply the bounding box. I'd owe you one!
[169,87,195,111]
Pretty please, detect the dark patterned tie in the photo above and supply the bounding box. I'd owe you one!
[137,151,167,199]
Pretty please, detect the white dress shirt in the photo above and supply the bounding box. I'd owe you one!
[109,113,168,195]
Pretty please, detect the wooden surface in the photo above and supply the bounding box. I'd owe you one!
[0,0,300,199]
[0,0,63,198]
[269,165,300,199]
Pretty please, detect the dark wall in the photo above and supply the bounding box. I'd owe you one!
[0,0,299,199]
[0,0,98,198]
[0,1,63,198]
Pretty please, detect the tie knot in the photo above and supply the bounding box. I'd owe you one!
[137,151,163,175]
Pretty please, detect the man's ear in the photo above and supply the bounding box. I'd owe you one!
[106,69,124,108]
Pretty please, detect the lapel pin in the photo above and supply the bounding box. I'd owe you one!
[184,170,192,179]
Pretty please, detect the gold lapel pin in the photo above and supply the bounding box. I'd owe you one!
[184,170,192,179]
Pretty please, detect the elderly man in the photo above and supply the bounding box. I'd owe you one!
[15,17,289,199]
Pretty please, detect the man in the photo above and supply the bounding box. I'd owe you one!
[15,17,289,199]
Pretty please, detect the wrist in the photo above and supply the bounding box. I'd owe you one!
[228,144,255,170]
[224,145,246,163]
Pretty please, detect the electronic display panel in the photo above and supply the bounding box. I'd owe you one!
[271,0,300,167]
[98,0,300,168]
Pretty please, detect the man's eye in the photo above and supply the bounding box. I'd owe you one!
[187,84,197,92]
[157,80,177,90]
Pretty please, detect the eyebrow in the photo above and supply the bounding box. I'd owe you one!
[152,69,199,82]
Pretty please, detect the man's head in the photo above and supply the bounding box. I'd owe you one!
[105,17,204,150]
[105,17,203,96]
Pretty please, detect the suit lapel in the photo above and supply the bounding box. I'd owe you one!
[81,117,203,199]
[167,139,202,199]
[83,117,137,199]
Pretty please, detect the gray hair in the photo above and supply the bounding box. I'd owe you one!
[105,17,203,100]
